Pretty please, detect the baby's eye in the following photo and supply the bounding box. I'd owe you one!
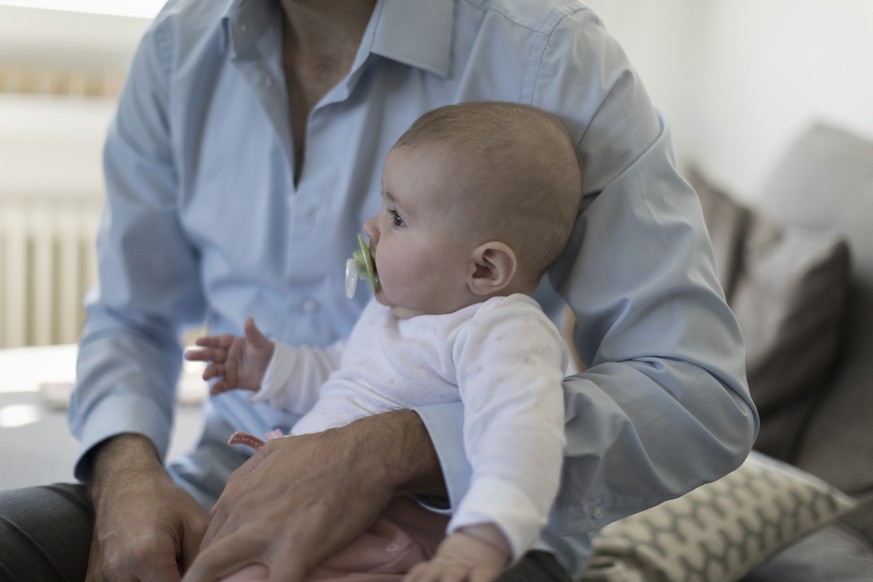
[389,209,406,228]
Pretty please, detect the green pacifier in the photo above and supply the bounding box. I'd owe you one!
[345,233,379,298]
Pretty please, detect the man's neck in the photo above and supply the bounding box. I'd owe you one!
[280,0,377,59]
[278,0,378,184]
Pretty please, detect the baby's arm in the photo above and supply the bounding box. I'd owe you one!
[437,296,567,578]
[184,316,275,395]
[405,523,509,582]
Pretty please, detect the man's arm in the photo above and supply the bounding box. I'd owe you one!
[542,9,757,529]
[416,8,758,577]
[547,109,759,531]
[69,6,201,479]
[69,13,210,579]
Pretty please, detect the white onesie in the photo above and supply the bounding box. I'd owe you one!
[253,293,568,559]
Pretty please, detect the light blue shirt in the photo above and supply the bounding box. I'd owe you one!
[69,0,759,576]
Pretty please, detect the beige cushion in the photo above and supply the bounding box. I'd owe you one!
[581,451,857,582]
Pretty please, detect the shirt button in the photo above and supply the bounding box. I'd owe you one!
[592,505,605,520]
[302,299,319,313]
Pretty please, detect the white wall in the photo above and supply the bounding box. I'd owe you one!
[0,6,148,200]
[589,0,873,200]
[0,7,149,347]
[0,96,114,198]
[0,5,147,69]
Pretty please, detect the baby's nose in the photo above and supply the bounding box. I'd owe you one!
[363,215,379,244]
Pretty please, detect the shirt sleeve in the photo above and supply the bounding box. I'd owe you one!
[542,9,757,531]
[419,8,758,560]
[68,18,199,481]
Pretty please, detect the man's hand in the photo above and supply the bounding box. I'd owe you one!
[403,525,509,582]
[185,317,275,394]
[86,434,210,581]
[183,410,445,582]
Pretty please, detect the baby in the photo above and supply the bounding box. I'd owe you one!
[187,101,582,581]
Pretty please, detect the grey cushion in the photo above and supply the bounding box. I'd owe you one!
[743,523,873,582]
[752,123,873,544]
[690,169,850,461]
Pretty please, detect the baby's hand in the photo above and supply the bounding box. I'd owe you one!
[403,525,509,582]
[184,317,275,394]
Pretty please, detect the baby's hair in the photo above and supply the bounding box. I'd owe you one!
[394,102,582,286]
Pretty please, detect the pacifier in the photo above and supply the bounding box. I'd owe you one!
[345,233,379,298]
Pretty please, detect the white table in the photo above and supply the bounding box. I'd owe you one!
[0,344,206,489]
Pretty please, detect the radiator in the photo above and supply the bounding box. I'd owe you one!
[0,194,102,348]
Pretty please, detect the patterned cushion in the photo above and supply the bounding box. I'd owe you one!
[581,451,857,582]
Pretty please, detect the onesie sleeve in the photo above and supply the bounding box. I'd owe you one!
[447,295,568,560]
[249,339,344,413]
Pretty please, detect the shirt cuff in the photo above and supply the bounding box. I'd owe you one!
[412,402,471,513]
[72,392,172,482]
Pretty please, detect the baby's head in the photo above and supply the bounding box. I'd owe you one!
[364,102,581,319]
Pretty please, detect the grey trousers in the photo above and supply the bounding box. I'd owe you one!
[0,484,91,582]
[0,483,571,582]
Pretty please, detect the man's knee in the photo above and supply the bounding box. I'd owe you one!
[0,483,92,582]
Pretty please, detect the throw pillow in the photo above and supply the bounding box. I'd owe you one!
[581,451,858,582]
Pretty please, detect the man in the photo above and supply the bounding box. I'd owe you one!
[0,1,758,580]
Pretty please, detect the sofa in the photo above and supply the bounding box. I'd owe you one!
[580,123,873,581]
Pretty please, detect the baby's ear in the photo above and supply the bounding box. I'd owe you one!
[468,242,517,296]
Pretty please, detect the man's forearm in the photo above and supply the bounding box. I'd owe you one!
[343,409,447,499]
[87,433,165,499]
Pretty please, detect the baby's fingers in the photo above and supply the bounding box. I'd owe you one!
[209,380,231,395]
[194,334,238,349]
[186,346,229,364]
[184,348,208,361]
[403,562,448,582]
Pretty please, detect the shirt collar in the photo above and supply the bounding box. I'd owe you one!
[221,0,277,58]
[370,0,454,78]
[220,0,453,78]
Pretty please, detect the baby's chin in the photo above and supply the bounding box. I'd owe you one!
[389,305,422,320]
[374,292,419,319]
